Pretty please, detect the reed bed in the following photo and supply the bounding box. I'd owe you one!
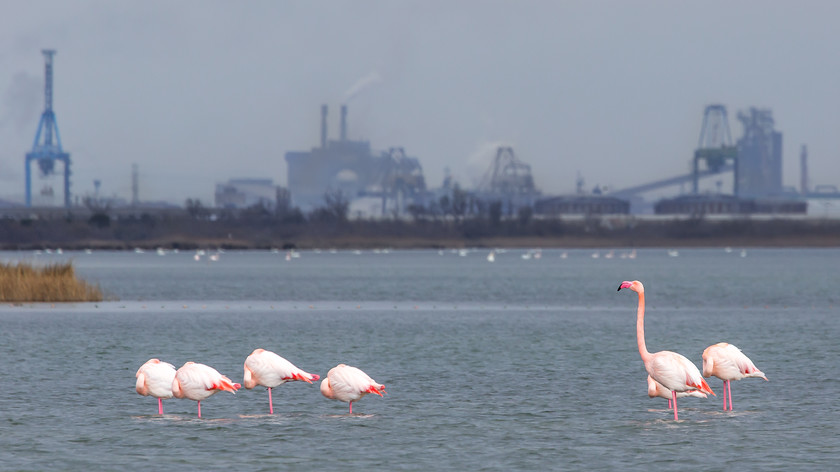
[0,261,103,302]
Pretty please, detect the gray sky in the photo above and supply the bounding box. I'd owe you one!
[2,0,839,205]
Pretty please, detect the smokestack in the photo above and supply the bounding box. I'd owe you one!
[800,144,808,195]
[340,104,347,141]
[320,104,328,148]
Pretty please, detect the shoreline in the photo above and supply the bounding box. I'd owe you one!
[4,234,839,251]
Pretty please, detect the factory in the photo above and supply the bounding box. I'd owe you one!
[10,50,840,219]
[614,104,814,216]
[284,105,429,216]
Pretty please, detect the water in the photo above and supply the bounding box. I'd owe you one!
[1,248,838,470]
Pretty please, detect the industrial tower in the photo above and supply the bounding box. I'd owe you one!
[25,49,72,208]
[693,104,738,194]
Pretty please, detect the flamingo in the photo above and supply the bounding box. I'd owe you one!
[171,362,241,418]
[135,358,176,415]
[618,280,714,420]
[243,348,320,414]
[320,364,386,414]
[702,342,767,411]
[647,375,707,409]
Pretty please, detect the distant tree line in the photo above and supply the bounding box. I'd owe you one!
[1,188,840,250]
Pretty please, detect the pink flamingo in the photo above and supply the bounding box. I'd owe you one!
[647,375,707,409]
[702,342,767,411]
[243,348,320,414]
[618,280,714,420]
[171,362,241,418]
[135,358,176,415]
[320,364,386,414]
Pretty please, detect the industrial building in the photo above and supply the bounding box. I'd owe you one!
[613,104,806,215]
[534,195,630,216]
[284,105,428,215]
[10,49,833,221]
[654,195,805,215]
[214,178,281,210]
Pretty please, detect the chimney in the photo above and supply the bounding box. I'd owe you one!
[800,144,808,195]
[340,104,348,141]
[320,104,328,148]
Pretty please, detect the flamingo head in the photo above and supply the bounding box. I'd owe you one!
[617,280,644,293]
[320,377,334,400]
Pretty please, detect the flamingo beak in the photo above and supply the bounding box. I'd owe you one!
[617,281,632,291]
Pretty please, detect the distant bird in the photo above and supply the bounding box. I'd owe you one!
[243,348,320,414]
[320,364,386,414]
[618,280,714,420]
[647,375,707,409]
[135,358,176,415]
[171,362,241,418]
[487,250,495,262]
[702,342,767,411]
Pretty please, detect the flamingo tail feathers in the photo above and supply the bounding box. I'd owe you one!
[211,377,241,393]
[691,377,716,396]
[366,385,386,396]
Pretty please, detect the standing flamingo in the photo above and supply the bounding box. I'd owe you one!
[243,348,320,414]
[171,362,241,418]
[702,342,767,411]
[618,280,714,420]
[135,358,176,415]
[647,375,707,409]
[320,364,386,414]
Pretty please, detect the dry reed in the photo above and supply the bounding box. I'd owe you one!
[0,261,103,302]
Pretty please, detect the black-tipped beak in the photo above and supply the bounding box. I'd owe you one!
[617,285,623,291]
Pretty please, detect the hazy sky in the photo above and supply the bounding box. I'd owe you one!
[2,0,839,205]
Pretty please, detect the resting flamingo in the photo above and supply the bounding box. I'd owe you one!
[702,342,767,411]
[320,364,386,414]
[618,280,714,420]
[647,375,707,409]
[171,362,241,418]
[243,348,320,414]
[135,358,176,415]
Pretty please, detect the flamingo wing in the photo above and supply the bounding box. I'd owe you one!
[174,362,240,401]
[136,359,176,398]
[328,364,385,402]
[245,349,319,389]
[650,351,714,395]
[704,343,767,381]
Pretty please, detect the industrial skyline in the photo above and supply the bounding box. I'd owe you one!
[2,1,840,206]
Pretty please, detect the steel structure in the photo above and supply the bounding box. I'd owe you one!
[693,104,738,194]
[474,146,540,214]
[378,147,427,214]
[613,105,739,198]
[25,49,71,207]
[479,147,537,195]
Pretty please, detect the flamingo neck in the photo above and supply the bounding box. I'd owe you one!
[635,291,652,363]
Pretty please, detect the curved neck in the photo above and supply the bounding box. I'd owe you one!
[635,291,651,362]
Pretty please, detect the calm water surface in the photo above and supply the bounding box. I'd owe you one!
[0,248,838,470]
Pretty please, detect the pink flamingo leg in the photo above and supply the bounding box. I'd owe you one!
[158,398,163,415]
[197,401,202,418]
[668,398,672,409]
[268,387,274,415]
[727,380,733,411]
[349,402,353,414]
[672,391,678,420]
[721,380,726,410]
